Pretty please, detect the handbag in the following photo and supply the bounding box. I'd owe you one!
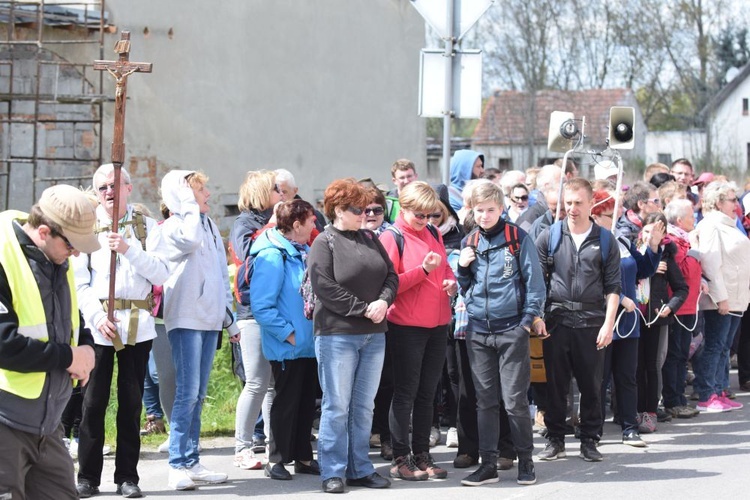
[299,230,334,320]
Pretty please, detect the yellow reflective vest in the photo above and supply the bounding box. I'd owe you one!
[0,210,79,399]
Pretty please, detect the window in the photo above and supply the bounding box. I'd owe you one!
[498,158,511,170]
[743,98,748,116]
[657,153,672,165]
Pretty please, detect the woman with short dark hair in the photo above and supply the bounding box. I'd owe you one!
[309,178,398,493]
[250,199,319,481]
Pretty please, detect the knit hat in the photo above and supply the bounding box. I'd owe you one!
[38,184,100,253]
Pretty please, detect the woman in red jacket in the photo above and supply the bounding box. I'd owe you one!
[379,181,458,482]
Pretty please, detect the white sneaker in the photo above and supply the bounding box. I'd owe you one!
[102,444,111,456]
[158,437,170,453]
[446,427,459,448]
[186,463,228,484]
[233,448,262,470]
[428,426,441,447]
[168,467,196,491]
[69,439,79,460]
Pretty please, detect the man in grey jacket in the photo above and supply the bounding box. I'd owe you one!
[534,178,621,463]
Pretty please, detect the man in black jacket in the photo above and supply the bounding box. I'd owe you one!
[0,185,98,499]
[534,178,621,462]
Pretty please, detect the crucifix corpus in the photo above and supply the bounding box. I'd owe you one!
[94,31,153,351]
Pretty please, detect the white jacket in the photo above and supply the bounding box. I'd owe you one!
[73,205,169,346]
[692,210,750,312]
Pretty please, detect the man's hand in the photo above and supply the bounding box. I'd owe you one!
[229,332,241,344]
[658,305,672,318]
[107,232,130,255]
[532,318,549,339]
[458,246,476,267]
[365,299,389,324]
[67,345,95,386]
[96,316,119,341]
[595,323,614,349]
[717,300,729,315]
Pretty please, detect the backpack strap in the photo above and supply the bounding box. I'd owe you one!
[504,222,520,257]
[131,210,148,251]
[384,225,405,258]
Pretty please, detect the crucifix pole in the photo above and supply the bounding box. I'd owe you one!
[94,31,153,351]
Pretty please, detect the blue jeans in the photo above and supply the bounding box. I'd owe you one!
[167,328,219,469]
[316,333,385,481]
[694,311,741,401]
[143,351,163,419]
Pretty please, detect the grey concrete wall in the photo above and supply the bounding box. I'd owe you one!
[66,0,426,228]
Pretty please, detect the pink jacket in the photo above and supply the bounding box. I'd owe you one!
[380,214,455,328]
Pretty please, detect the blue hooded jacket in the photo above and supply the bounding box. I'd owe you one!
[249,228,314,362]
[449,149,484,211]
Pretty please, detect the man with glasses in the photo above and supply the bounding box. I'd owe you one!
[73,164,169,498]
[506,183,530,223]
[670,159,695,187]
[274,169,327,231]
[0,184,99,499]
[615,181,661,244]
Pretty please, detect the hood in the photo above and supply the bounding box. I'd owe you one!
[431,183,460,222]
[449,149,483,191]
[161,169,196,214]
[249,227,302,258]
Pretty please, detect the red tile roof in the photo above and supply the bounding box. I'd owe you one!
[473,88,637,145]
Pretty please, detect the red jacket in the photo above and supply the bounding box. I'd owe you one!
[669,228,702,315]
[380,214,455,328]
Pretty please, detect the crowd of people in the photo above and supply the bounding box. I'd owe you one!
[1,153,749,498]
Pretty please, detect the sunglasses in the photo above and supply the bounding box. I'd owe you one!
[413,212,442,220]
[365,207,385,216]
[53,231,74,251]
[346,206,365,216]
[512,195,529,202]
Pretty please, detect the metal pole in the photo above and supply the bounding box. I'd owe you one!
[442,0,455,186]
[611,153,624,235]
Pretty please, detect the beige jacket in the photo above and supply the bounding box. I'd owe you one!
[691,211,750,312]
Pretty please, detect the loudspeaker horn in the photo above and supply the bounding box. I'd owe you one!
[547,111,579,153]
[609,106,635,150]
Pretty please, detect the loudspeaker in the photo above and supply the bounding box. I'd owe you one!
[547,111,579,153]
[609,106,635,150]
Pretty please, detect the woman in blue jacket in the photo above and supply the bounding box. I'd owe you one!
[250,199,319,481]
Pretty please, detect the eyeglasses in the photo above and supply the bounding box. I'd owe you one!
[647,198,660,204]
[599,213,614,219]
[725,197,738,203]
[413,212,442,220]
[53,231,74,251]
[346,206,365,216]
[97,182,116,193]
[512,195,529,202]
[365,206,385,216]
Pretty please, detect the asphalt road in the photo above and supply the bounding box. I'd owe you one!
[98,373,750,499]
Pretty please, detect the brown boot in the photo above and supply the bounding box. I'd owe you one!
[389,455,428,481]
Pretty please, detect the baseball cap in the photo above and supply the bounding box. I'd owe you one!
[594,160,619,181]
[692,172,714,186]
[38,185,100,253]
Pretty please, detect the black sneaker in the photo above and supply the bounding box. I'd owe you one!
[537,438,566,461]
[579,439,603,462]
[622,430,646,447]
[461,462,499,486]
[76,481,100,498]
[516,458,536,485]
[656,407,673,422]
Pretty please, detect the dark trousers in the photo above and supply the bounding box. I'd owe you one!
[61,387,82,439]
[443,339,460,428]
[269,357,318,464]
[388,323,447,458]
[600,337,639,436]
[737,308,750,385]
[0,423,77,500]
[371,331,393,442]
[542,325,604,441]
[466,328,533,461]
[663,316,694,407]
[78,341,151,487]
[637,324,661,413]
[456,338,516,460]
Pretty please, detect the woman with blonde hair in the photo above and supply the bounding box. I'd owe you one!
[380,181,458,482]
[229,170,281,470]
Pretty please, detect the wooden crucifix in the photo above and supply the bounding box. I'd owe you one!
[94,31,153,351]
